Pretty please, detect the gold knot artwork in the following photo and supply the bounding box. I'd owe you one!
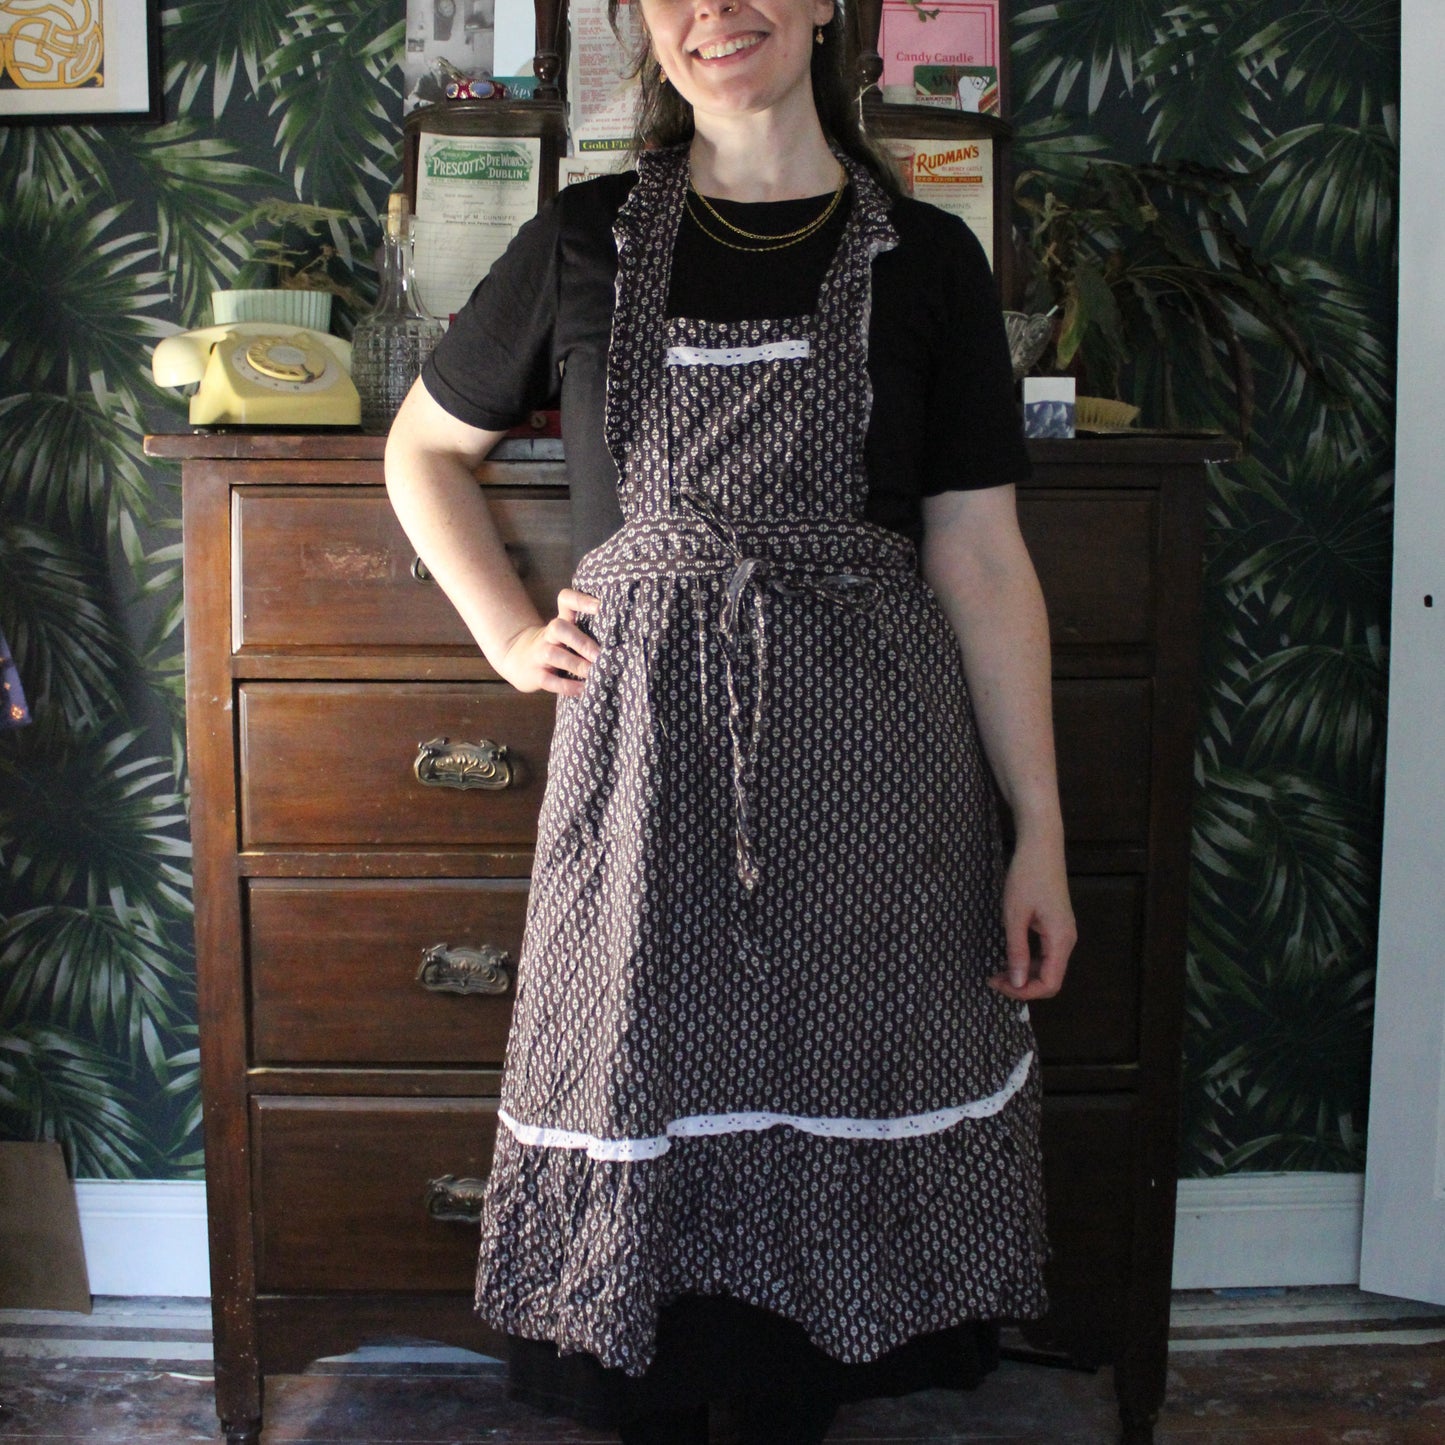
[0,0,103,90]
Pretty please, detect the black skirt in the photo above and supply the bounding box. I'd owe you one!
[507,1294,1002,1430]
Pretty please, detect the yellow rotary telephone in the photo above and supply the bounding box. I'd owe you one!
[152,322,361,426]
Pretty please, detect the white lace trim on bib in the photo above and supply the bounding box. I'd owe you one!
[500,1049,1035,1163]
[665,339,809,368]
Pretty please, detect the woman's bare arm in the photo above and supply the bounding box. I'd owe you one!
[920,484,1076,1000]
[384,380,599,696]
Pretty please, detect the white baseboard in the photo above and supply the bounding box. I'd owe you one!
[1172,1172,1364,1290]
[74,1173,1362,1300]
[75,1180,210,1297]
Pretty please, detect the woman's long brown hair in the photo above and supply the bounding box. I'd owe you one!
[605,1,901,195]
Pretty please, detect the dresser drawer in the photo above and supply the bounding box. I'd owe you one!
[233,487,573,651]
[249,879,526,1065]
[238,682,553,848]
[1017,492,1156,650]
[1026,1093,1135,1366]
[252,1097,497,1292]
[1053,680,1152,844]
[1029,875,1144,1065]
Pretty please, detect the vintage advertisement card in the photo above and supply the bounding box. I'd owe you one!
[567,0,643,153]
[877,0,999,92]
[885,137,995,269]
[412,134,542,317]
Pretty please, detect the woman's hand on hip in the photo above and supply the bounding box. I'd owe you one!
[496,588,602,697]
[988,834,1076,1001]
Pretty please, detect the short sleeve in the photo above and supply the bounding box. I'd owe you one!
[918,211,1031,496]
[421,198,565,431]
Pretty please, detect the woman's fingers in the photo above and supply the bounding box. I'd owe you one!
[543,616,601,672]
[496,595,604,695]
[557,587,601,624]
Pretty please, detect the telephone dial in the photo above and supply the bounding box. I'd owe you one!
[152,322,361,427]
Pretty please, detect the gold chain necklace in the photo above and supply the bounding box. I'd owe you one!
[685,173,847,253]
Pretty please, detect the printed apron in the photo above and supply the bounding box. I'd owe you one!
[474,146,1048,1376]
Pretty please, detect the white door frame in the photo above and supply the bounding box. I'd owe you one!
[1359,0,1445,1305]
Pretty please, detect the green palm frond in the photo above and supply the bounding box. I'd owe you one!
[1239,637,1386,789]
[0,190,171,412]
[1217,1124,1365,1172]
[0,522,129,731]
[263,2,403,212]
[1140,3,1272,167]
[105,123,287,325]
[1214,449,1392,641]
[159,1026,202,1147]
[1246,0,1399,125]
[1257,120,1398,264]
[125,522,189,779]
[1011,0,1165,114]
[1193,763,1378,968]
[0,726,192,930]
[1247,256,1394,457]
[1009,113,1115,187]
[1193,599,1257,766]
[161,0,293,116]
[0,1022,149,1178]
[0,391,151,536]
[0,126,111,208]
[0,906,191,1069]
[1200,956,1373,1171]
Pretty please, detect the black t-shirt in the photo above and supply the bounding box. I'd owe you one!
[423,170,1029,560]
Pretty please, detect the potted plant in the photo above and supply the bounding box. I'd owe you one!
[211,200,366,333]
[1011,161,1335,441]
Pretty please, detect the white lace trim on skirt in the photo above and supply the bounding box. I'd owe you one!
[499,1049,1035,1163]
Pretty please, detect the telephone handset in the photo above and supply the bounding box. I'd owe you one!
[152,322,361,427]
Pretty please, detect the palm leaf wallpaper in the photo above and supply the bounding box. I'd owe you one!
[0,1,1398,1181]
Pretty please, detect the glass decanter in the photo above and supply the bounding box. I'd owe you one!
[351,193,444,433]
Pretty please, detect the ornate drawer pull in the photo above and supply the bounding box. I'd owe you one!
[416,942,511,995]
[413,736,513,791]
[425,1174,487,1224]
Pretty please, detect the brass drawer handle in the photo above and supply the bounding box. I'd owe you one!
[413,736,513,790]
[416,942,511,996]
[425,1174,487,1224]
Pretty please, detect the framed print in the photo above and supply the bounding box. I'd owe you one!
[1,0,163,124]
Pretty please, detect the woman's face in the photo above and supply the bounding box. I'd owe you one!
[640,0,834,127]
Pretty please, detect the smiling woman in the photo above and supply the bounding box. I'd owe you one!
[382,0,1073,1439]
[641,0,832,138]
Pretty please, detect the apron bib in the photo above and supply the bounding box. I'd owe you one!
[474,147,1048,1374]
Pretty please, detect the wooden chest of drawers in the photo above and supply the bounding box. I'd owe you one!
[149,431,1231,1445]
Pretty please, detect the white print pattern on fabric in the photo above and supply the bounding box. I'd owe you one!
[665,339,810,367]
[472,146,1050,1377]
[499,1049,1035,1161]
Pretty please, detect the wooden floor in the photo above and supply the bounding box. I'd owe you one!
[2,1289,1444,1443]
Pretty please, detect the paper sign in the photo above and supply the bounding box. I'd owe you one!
[878,0,998,91]
[886,137,995,269]
[568,0,643,149]
[559,151,634,191]
[413,134,542,315]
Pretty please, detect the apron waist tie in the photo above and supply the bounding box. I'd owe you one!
[683,493,879,891]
